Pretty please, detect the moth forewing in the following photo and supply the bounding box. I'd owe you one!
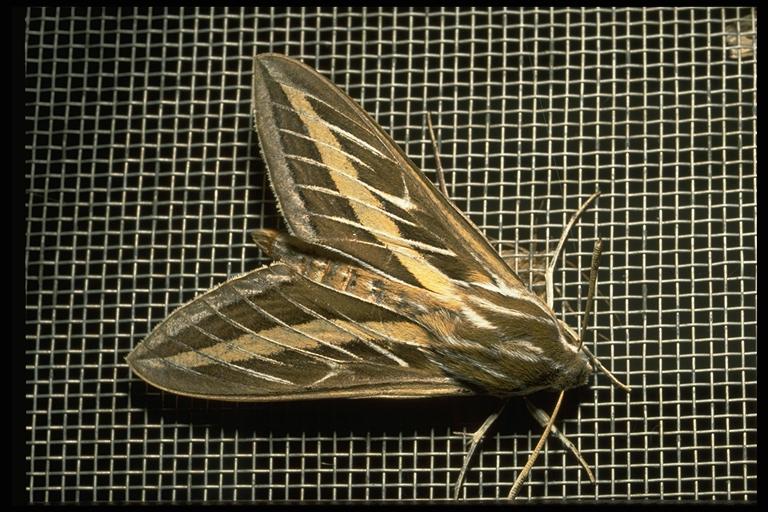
[127,261,472,401]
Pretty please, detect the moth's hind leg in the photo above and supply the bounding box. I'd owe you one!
[452,401,507,499]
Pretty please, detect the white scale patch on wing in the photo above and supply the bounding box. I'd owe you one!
[295,183,419,228]
[467,294,554,327]
[285,153,415,212]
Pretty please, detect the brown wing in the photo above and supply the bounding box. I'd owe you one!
[252,53,539,299]
[127,263,472,401]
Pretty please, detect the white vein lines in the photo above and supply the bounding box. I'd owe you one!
[467,294,555,328]
[196,293,343,366]
[280,289,410,367]
[279,84,455,296]
[271,82,396,164]
[285,153,414,212]
[310,213,455,257]
[272,99,398,167]
[160,312,296,385]
[228,284,360,362]
[471,280,554,319]
[295,183,418,228]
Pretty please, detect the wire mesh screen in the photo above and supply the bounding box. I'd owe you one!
[25,7,756,503]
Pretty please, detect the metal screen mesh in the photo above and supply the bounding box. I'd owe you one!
[25,7,756,502]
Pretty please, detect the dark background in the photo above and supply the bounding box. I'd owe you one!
[25,7,756,502]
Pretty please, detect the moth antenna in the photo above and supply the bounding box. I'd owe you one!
[578,238,602,349]
[426,111,449,197]
[545,192,631,391]
[508,390,566,499]
[545,189,601,309]
[563,278,626,329]
[524,397,595,484]
[452,401,508,500]
[579,239,631,393]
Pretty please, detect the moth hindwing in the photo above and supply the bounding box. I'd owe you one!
[127,53,592,403]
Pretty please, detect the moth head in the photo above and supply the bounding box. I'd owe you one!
[553,350,592,391]
[551,322,593,391]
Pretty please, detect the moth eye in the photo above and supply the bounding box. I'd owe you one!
[555,353,592,391]
[571,363,592,389]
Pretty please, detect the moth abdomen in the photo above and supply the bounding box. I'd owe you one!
[253,229,437,319]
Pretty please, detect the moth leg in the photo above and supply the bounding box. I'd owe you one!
[426,111,449,197]
[452,400,508,500]
[523,397,595,483]
[508,390,566,499]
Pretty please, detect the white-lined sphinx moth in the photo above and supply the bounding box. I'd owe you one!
[127,53,606,496]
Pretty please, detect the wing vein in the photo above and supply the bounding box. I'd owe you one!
[274,288,412,368]
[310,212,455,256]
[197,293,342,366]
[279,128,381,173]
[152,326,296,386]
[229,279,363,361]
[269,81,380,145]
[295,183,417,228]
[285,153,414,211]
[189,322,288,367]
[271,100,399,166]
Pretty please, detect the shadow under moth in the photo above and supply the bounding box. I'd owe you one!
[127,53,628,499]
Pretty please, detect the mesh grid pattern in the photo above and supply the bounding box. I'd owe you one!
[25,7,756,502]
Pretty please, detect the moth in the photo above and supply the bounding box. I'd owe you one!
[127,53,620,498]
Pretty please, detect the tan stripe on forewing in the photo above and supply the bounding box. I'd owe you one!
[163,318,431,369]
[166,319,359,368]
[363,319,434,347]
[280,85,455,297]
